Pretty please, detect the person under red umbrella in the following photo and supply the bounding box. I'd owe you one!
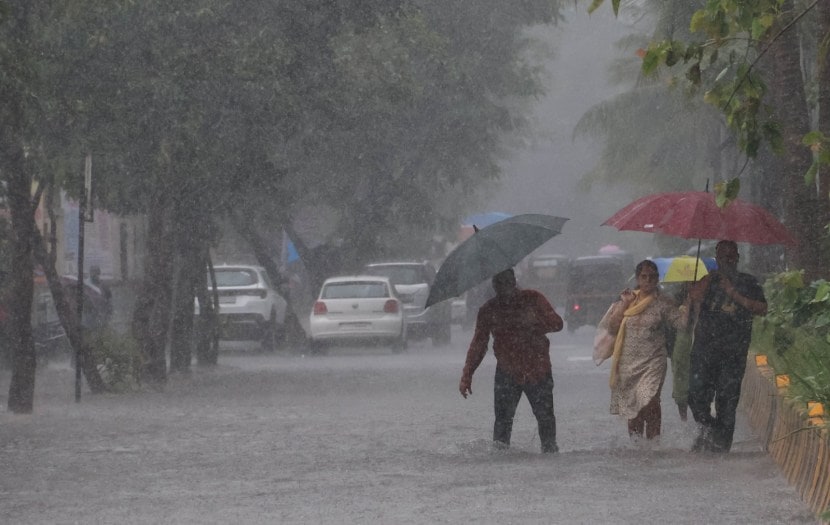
[458,269,564,453]
[687,240,768,453]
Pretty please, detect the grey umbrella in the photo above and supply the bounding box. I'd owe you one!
[425,214,569,308]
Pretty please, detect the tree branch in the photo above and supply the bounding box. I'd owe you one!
[722,0,821,111]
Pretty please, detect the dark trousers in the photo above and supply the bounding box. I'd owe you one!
[493,367,557,453]
[688,346,748,452]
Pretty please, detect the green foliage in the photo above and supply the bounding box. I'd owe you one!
[713,177,740,207]
[53,0,562,262]
[759,270,830,406]
[86,327,142,392]
[574,4,726,197]
[755,323,830,407]
[588,0,620,16]
[602,0,826,168]
[802,131,830,190]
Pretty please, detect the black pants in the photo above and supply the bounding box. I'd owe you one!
[493,367,557,453]
[688,345,748,452]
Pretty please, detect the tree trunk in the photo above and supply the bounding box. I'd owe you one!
[195,249,219,366]
[169,228,202,373]
[31,225,107,393]
[818,0,830,201]
[765,0,829,280]
[31,180,108,392]
[131,194,175,384]
[749,144,788,275]
[3,2,37,413]
[5,159,37,413]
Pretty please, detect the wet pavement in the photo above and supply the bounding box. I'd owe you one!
[0,327,818,524]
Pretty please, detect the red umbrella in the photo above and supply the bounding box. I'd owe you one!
[603,191,796,246]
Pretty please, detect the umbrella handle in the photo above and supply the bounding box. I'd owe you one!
[694,238,702,282]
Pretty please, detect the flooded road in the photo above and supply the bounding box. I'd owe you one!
[0,327,816,523]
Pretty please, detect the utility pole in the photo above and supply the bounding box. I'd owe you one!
[75,153,93,402]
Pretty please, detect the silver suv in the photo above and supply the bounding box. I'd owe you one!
[363,261,452,346]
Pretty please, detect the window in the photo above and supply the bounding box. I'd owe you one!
[214,269,258,287]
[365,265,425,285]
[322,282,389,299]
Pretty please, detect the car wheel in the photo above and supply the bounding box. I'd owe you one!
[431,321,451,347]
[261,310,280,352]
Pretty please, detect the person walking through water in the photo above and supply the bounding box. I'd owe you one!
[605,260,690,442]
[688,240,767,453]
[459,268,563,453]
[669,282,695,422]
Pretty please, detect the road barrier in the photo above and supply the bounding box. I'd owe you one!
[741,352,830,521]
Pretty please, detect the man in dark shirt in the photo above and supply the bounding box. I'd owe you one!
[688,240,767,453]
[459,268,564,453]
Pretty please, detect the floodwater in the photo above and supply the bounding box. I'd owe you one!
[0,327,817,524]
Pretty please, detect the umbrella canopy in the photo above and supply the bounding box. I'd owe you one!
[426,214,568,308]
[603,191,796,245]
[458,212,513,242]
[651,256,717,283]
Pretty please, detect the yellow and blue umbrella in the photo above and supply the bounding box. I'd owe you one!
[652,256,717,283]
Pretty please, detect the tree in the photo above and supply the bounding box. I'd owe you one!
[575,2,735,205]
[1,2,109,411]
[592,0,830,277]
[267,1,565,282]
[4,0,566,398]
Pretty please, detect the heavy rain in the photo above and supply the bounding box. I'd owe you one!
[1,1,828,523]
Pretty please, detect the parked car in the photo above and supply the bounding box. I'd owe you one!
[28,276,111,363]
[196,265,288,351]
[565,255,628,333]
[308,275,406,352]
[363,261,452,346]
[523,253,570,308]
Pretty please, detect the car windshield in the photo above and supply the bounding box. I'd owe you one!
[322,282,389,299]
[530,260,565,281]
[569,264,624,293]
[214,269,258,287]
[364,266,423,285]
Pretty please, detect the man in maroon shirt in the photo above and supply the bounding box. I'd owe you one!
[459,268,564,453]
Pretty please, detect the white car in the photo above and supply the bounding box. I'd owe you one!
[362,261,452,346]
[308,275,406,352]
[196,265,288,351]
